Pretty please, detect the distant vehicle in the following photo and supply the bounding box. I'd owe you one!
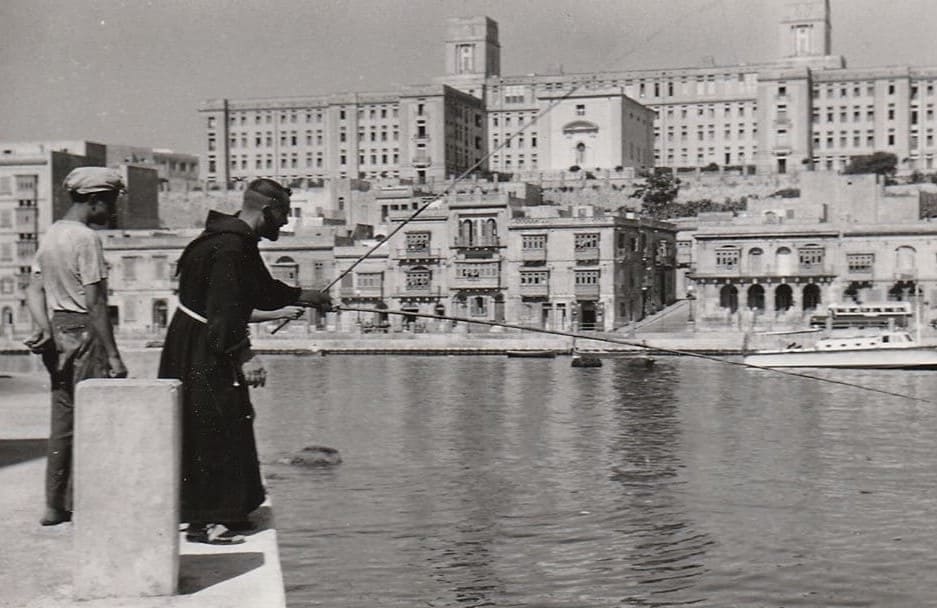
[808,302,913,329]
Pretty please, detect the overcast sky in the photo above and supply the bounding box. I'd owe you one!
[1,0,935,154]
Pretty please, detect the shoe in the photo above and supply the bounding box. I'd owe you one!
[185,523,245,545]
[40,508,72,526]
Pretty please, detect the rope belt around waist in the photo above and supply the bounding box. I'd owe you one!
[177,302,207,324]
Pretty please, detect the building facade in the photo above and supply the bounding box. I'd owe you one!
[332,192,677,332]
[199,85,486,187]
[0,141,161,336]
[684,174,937,329]
[200,2,937,185]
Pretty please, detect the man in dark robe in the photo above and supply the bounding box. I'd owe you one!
[158,178,331,544]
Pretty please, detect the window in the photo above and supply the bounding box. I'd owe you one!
[575,104,585,116]
[847,253,874,273]
[799,247,825,268]
[574,233,599,250]
[522,234,546,250]
[715,248,740,269]
[469,296,488,316]
[357,272,383,289]
[574,270,599,285]
[405,232,430,252]
[405,268,430,290]
[122,256,138,282]
[520,270,548,285]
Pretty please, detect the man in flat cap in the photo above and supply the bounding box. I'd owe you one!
[158,178,331,544]
[25,166,128,526]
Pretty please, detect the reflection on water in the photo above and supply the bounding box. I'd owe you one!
[5,351,937,606]
[247,355,937,607]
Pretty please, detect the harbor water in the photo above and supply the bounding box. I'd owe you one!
[8,350,937,606]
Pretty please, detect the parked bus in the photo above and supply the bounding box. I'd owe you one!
[809,302,913,329]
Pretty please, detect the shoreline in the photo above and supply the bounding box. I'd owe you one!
[2,330,750,358]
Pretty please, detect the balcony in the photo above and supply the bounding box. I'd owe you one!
[452,275,500,290]
[396,247,443,261]
[453,235,501,248]
[773,117,792,128]
[574,247,600,262]
[521,248,547,263]
[574,284,600,299]
[412,154,432,167]
[16,271,30,291]
[340,285,383,298]
[519,283,549,297]
[394,285,442,298]
[772,143,792,155]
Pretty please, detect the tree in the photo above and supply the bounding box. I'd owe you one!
[843,151,898,176]
[630,169,681,219]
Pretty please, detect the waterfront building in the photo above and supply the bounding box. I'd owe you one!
[333,189,677,332]
[506,206,676,331]
[0,141,161,336]
[684,173,937,328]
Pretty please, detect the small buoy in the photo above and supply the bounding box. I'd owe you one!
[276,445,342,467]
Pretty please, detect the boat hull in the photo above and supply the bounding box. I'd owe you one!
[744,346,937,369]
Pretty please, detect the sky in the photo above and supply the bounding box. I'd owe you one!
[1,0,935,155]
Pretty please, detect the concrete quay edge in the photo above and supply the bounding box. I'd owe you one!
[0,374,287,608]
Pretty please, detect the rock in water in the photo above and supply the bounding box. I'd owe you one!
[276,445,342,467]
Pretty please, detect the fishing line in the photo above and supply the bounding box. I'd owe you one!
[272,0,725,334]
[335,306,936,405]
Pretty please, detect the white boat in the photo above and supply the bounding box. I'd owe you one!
[743,330,937,369]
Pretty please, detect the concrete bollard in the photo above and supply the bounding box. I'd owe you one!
[73,379,182,600]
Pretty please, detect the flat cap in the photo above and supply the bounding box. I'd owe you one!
[63,167,125,194]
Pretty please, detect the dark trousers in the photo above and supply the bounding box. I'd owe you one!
[41,311,109,512]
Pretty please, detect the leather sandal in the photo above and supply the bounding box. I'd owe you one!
[185,523,245,545]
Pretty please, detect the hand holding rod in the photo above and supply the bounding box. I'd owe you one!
[271,288,332,334]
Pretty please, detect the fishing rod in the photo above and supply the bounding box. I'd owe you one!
[334,305,936,405]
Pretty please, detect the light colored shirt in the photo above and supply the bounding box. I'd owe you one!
[31,220,107,313]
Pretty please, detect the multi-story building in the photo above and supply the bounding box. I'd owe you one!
[685,173,937,328]
[0,141,160,336]
[199,84,486,187]
[200,2,937,184]
[106,144,200,192]
[442,2,937,176]
[332,190,677,332]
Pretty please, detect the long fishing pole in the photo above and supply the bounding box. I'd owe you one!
[335,305,935,405]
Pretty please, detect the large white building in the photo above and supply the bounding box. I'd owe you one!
[200,1,937,185]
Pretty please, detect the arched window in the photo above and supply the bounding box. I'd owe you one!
[748,248,764,274]
[776,246,794,275]
[747,284,765,311]
[575,141,586,165]
[802,284,822,311]
[152,299,169,329]
[775,284,793,311]
[720,284,739,312]
[1,306,13,327]
[460,219,474,244]
[895,246,916,276]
